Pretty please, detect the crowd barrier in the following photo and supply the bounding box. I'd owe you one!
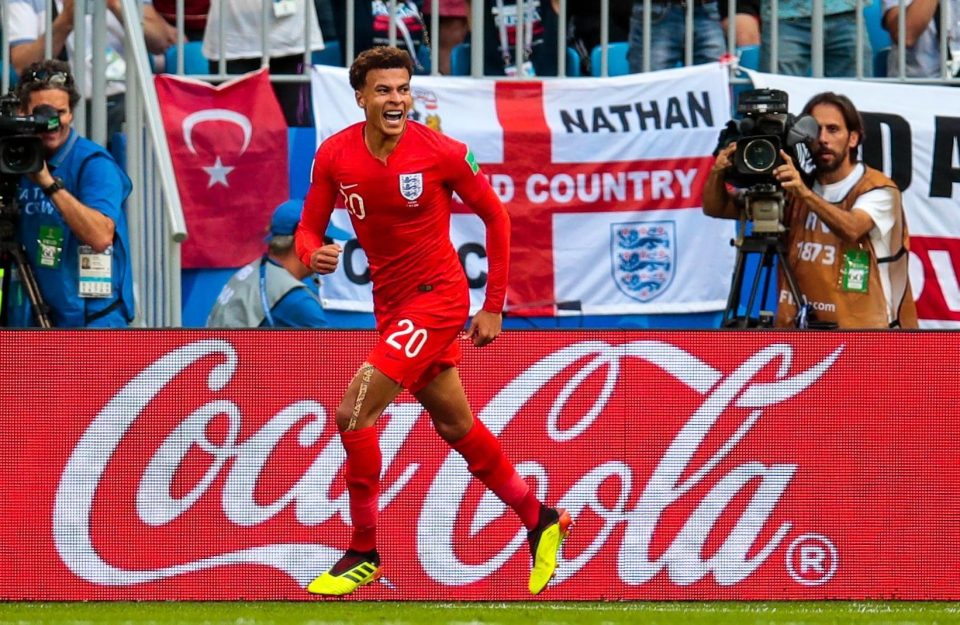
[2,329,958,600]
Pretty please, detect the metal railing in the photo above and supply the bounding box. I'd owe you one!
[120,0,187,327]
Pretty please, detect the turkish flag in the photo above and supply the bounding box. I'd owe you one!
[155,69,289,268]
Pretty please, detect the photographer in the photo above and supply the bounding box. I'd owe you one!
[6,60,134,327]
[703,91,918,329]
[206,199,349,328]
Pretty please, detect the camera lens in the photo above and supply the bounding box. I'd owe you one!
[4,142,29,170]
[742,138,778,173]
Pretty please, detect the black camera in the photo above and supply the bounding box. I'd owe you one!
[0,93,59,178]
[0,93,60,229]
[716,88,819,186]
[0,93,60,328]
[714,88,819,234]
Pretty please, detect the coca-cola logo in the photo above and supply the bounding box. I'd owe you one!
[53,339,842,588]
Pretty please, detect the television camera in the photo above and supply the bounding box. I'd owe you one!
[714,89,827,329]
[0,93,61,328]
[715,88,819,234]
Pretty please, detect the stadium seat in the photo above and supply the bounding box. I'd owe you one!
[565,47,582,77]
[863,1,892,52]
[737,44,761,70]
[590,42,631,77]
[312,40,342,67]
[450,42,581,77]
[451,42,471,76]
[415,44,432,74]
[874,46,890,77]
[163,41,208,75]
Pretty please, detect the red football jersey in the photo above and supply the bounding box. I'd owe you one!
[297,121,510,322]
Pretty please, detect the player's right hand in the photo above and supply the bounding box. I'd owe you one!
[310,244,342,274]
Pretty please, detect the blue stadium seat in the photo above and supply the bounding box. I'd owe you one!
[864,0,892,51]
[163,41,208,75]
[590,42,631,77]
[565,47,582,77]
[450,43,581,77]
[451,42,471,76]
[415,44,432,74]
[312,40,342,67]
[737,44,761,70]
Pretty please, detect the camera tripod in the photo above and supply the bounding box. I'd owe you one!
[0,222,52,328]
[721,231,805,329]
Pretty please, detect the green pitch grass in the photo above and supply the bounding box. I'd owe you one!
[0,601,958,625]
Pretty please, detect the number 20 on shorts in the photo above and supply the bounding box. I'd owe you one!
[385,319,428,357]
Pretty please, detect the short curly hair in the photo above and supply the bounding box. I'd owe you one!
[348,46,414,91]
[16,59,81,111]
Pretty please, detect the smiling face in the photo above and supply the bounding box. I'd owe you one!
[355,68,412,142]
[23,88,71,154]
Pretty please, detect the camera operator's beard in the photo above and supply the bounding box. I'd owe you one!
[813,146,846,175]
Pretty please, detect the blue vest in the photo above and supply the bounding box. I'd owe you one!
[10,129,133,327]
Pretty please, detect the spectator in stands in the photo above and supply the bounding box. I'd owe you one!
[626,0,726,72]
[760,0,872,76]
[566,0,632,75]
[153,0,209,41]
[423,0,469,75]
[6,60,135,328]
[882,0,960,77]
[207,199,350,328]
[331,1,430,72]
[472,0,562,77]
[703,91,917,329]
[7,0,176,140]
[719,0,760,47]
[203,0,326,127]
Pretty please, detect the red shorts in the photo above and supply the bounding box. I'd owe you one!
[367,311,465,393]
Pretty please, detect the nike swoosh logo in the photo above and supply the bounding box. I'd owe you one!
[339,183,358,189]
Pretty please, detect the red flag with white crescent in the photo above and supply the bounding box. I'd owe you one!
[155,69,289,268]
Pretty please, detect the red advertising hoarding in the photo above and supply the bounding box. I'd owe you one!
[1,330,957,600]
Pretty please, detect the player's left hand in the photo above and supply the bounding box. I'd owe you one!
[466,310,502,347]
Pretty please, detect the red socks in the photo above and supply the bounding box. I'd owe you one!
[340,427,381,553]
[451,419,542,530]
[340,420,540,555]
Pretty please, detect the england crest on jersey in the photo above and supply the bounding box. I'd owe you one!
[611,221,675,302]
[399,173,423,201]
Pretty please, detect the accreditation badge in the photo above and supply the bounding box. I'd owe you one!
[272,0,296,18]
[840,248,870,293]
[77,245,113,298]
[36,225,64,269]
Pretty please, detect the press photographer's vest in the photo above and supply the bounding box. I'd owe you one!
[776,167,919,329]
[206,258,309,328]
